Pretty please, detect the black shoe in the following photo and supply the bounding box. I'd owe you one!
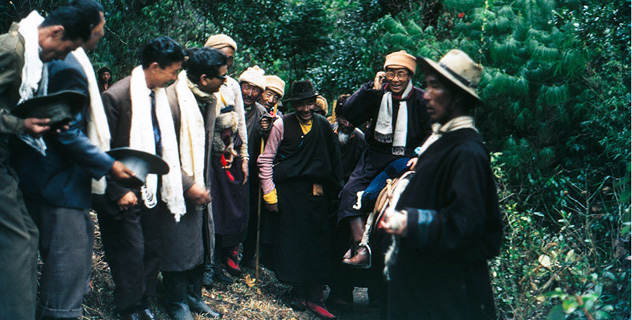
[187,294,221,318]
[165,301,194,320]
[202,269,214,288]
[213,268,234,284]
[288,296,307,312]
[138,308,156,320]
[119,311,141,320]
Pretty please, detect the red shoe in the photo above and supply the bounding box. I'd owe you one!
[225,256,242,276]
[306,300,337,319]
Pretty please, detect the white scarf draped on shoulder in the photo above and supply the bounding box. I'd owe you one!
[129,65,185,221]
[71,47,112,194]
[374,80,413,155]
[175,70,206,189]
[16,11,47,155]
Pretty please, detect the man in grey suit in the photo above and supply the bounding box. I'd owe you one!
[0,1,110,319]
[10,2,134,319]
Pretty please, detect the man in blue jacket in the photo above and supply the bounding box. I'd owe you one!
[10,2,134,319]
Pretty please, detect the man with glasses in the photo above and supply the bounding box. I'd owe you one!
[337,50,432,269]
[258,80,342,319]
[162,47,225,320]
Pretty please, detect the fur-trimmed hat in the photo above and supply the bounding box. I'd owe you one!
[239,66,266,91]
[204,34,238,51]
[384,50,417,75]
[264,75,285,98]
[418,49,482,101]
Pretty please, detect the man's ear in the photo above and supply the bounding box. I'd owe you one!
[49,25,65,39]
[148,62,161,72]
[199,74,208,86]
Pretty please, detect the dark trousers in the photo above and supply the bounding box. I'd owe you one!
[0,162,38,320]
[162,264,205,303]
[94,196,163,311]
[26,200,94,318]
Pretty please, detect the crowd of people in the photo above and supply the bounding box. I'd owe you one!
[0,1,504,320]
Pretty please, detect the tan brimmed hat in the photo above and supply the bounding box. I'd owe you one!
[239,66,266,91]
[264,75,285,98]
[315,95,328,114]
[384,50,417,75]
[418,49,482,101]
[204,34,237,51]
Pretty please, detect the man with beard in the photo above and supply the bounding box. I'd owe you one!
[379,49,502,320]
[0,2,107,318]
[258,75,284,117]
[258,80,342,319]
[95,36,186,320]
[163,47,225,320]
[338,50,432,268]
[332,95,367,182]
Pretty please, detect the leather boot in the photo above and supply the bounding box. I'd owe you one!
[202,265,214,288]
[187,294,221,318]
[165,301,194,320]
[306,283,337,319]
[341,245,371,268]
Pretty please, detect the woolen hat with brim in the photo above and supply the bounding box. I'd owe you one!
[204,34,238,51]
[418,49,483,101]
[384,50,417,75]
[284,80,318,103]
[107,147,170,188]
[12,90,86,128]
[264,75,285,98]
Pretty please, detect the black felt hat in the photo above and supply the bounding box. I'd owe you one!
[284,80,318,103]
[107,147,170,188]
[12,90,86,128]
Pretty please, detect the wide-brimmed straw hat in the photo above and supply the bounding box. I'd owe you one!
[284,80,318,103]
[418,49,483,101]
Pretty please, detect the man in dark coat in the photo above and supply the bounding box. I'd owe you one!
[10,3,135,319]
[163,47,227,320]
[0,2,105,319]
[258,80,342,319]
[338,50,432,267]
[95,36,186,320]
[380,49,503,320]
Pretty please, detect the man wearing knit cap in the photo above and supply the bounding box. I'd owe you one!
[337,50,432,268]
[259,75,285,117]
[203,33,247,285]
[315,95,328,116]
[242,74,285,268]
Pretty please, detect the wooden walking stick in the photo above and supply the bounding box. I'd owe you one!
[255,137,264,282]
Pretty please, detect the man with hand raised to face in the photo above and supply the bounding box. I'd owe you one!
[95,36,186,320]
[337,50,432,269]
[0,1,107,319]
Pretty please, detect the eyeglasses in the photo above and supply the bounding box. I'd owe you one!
[241,83,263,95]
[385,70,410,80]
[214,73,227,80]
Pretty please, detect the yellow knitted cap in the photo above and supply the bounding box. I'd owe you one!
[384,50,417,75]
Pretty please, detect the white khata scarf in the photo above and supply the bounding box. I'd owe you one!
[129,66,185,221]
[374,80,413,155]
[175,70,206,189]
[17,11,47,155]
[72,47,112,195]
[416,116,478,156]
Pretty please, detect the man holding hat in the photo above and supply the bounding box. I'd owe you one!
[258,80,342,319]
[9,2,138,319]
[95,36,186,320]
[379,49,502,319]
[338,50,432,267]
[0,2,108,319]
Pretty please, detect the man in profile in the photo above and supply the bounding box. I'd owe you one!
[0,2,106,318]
[96,36,186,320]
